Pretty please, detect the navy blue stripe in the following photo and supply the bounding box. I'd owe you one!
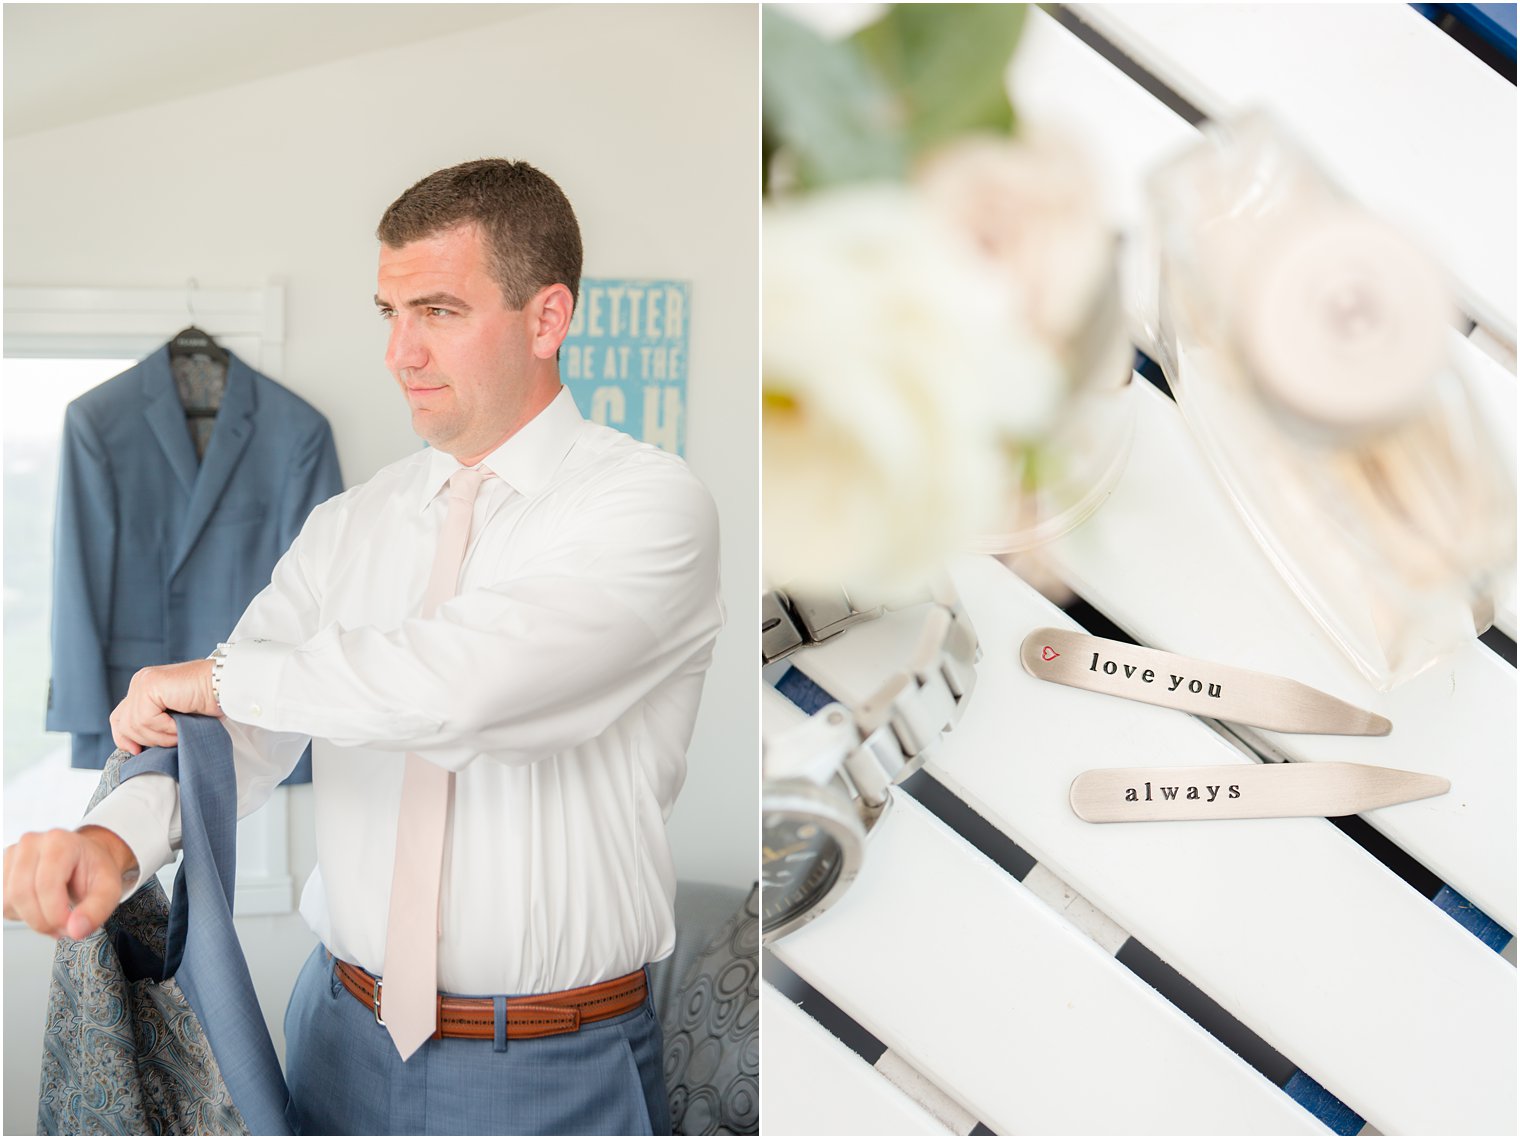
[1433,885,1515,952]
[774,665,838,715]
[762,952,886,1064]
[1045,5,1209,125]
[1116,939,1368,1131]
[1326,813,1447,899]
[1284,1071,1367,1135]
[1479,625,1517,667]
[1061,594,1139,647]
[1115,938,1299,1087]
[1411,3,1517,80]
[899,770,1038,882]
[1133,349,1174,400]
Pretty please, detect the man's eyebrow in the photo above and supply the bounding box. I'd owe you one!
[373,292,472,311]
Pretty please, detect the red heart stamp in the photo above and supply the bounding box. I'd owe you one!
[1041,646,1059,661]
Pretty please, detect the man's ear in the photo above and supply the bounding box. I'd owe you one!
[529,284,575,360]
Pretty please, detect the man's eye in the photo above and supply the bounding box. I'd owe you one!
[427,307,452,318]
[377,308,394,320]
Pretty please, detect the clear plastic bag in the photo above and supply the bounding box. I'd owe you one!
[1147,111,1514,689]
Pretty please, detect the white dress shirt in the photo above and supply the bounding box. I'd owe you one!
[83,387,724,995]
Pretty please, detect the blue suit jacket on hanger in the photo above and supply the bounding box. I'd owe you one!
[46,345,342,775]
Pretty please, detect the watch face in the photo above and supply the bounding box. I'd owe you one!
[762,812,846,933]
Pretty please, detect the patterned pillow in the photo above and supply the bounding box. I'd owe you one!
[662,884,759,1135]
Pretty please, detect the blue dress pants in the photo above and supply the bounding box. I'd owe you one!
[284,946,671,1135]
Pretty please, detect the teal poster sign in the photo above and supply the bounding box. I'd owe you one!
[562,278,690,455]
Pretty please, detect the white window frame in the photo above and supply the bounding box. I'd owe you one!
[4,282,294,916]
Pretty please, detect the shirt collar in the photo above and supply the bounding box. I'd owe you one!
[419,386,583,511]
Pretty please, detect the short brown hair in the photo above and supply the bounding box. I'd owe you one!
[377,159,583,309]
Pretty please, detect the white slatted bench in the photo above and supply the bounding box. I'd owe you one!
[763,7,1516,1135]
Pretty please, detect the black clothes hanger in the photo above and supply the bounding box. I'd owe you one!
[169,280,230,420]
[168,326,230,372]
[169,326,227,420]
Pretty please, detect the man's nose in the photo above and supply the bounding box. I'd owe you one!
[385,316,427,374]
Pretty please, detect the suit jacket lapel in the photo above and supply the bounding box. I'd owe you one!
[140,347,200,497]
[169,353,256,578]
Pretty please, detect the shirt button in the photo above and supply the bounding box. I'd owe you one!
[249,703,263,717]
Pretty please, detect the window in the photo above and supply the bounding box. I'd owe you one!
[4,358,139,842]
[3,285,294,914]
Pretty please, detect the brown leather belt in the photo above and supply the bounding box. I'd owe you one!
[333,958,647,1041]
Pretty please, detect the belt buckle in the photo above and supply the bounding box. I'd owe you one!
[372,977,385,1027]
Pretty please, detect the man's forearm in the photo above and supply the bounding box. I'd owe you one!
[78,774,180,894]
[212,585,712,770]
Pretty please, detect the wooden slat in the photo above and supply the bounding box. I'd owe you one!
[1048,379,1517,933]
[761,984,953,1136]
[769,794,1330,1135]
[1081,3,1517,339]
[792,559,1515,1134]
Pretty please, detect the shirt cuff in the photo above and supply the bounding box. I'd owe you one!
[78,772,182,902]
[218,638,296,728]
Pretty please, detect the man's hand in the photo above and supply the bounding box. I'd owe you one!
[109,659,219,755]
[3,826,139,940]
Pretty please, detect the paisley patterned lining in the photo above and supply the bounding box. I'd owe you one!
[36,752,248,1136]
[171,354,227,460]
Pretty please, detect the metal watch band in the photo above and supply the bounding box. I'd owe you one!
[766,579,980,825]
[761,579,980,942]
[839,586,978,822]
[762,587,883,664]
[209,643,229,708]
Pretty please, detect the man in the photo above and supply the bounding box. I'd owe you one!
[4,159,723,1135]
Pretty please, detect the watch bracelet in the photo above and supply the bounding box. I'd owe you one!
[762,583,936,665]
[846,595,978,816]
[760,585,979,943]
[209,643,228,708]
[764,579,979,821]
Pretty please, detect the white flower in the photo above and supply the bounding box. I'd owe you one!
[918,130,1113,353]
[763,185,1063,592]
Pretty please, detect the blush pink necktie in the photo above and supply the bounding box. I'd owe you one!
[381,465,491,1060]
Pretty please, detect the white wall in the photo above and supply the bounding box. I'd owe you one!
[3,6,757,1132]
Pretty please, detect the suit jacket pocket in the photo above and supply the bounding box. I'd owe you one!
[207,498,269,528]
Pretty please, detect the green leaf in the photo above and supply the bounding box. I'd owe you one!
[762,7,907,190]
[853,4,1026,155]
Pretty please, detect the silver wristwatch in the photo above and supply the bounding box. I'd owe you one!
[209,642,229,709]
[761,579,979,941]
